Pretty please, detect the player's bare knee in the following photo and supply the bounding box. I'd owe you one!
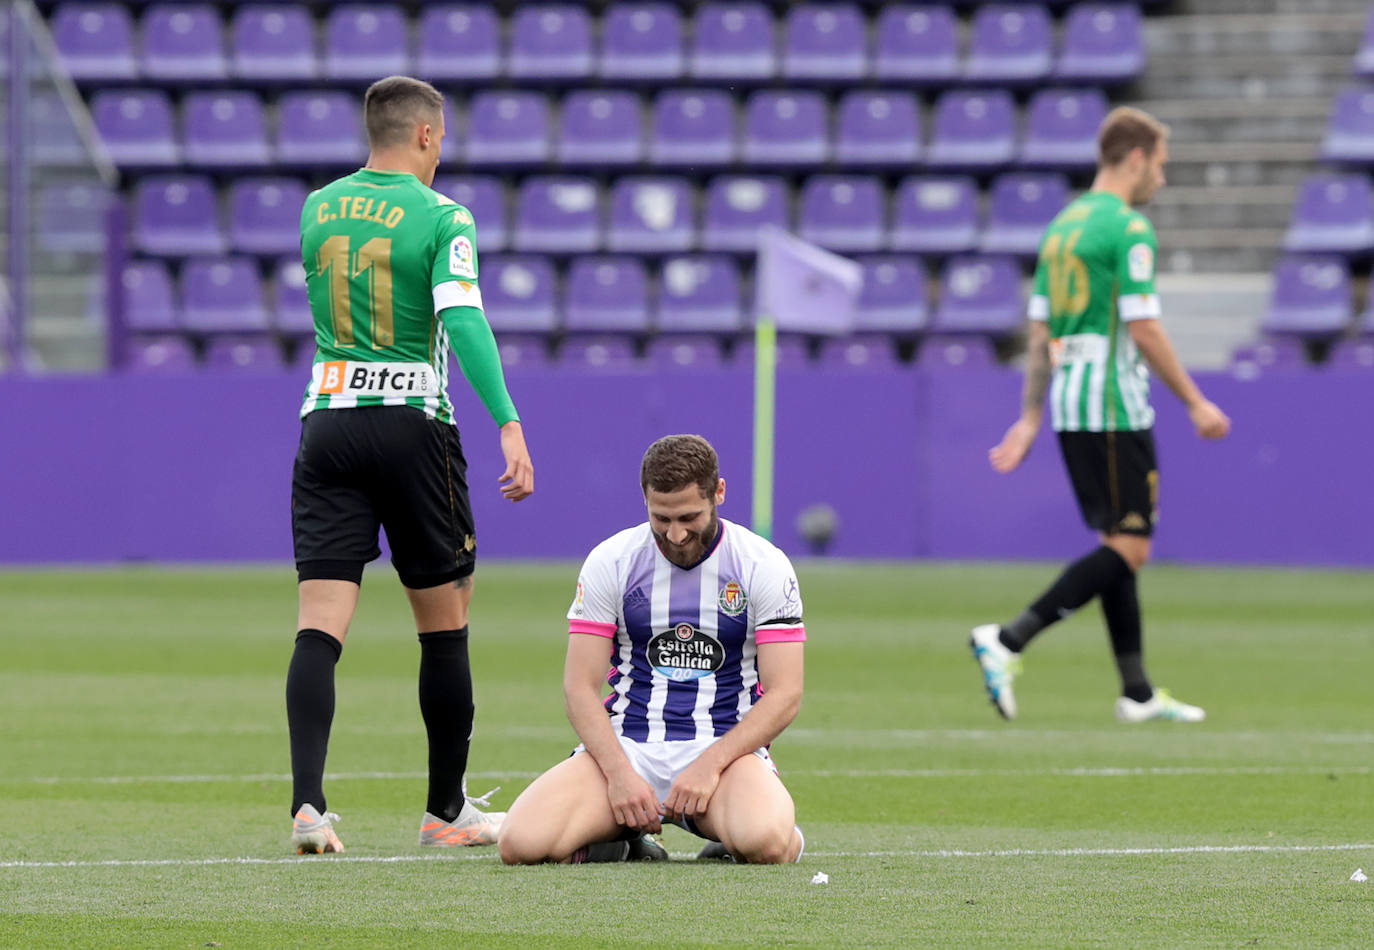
[734,825,794,865]
[497,827,544,865]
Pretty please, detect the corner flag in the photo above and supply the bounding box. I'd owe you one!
[751,227,863,539]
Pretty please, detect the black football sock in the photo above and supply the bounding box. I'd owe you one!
[418,627,474,823]
[1000,546,1133,652]
[1100,569,1153,702]
[286,628,342,816]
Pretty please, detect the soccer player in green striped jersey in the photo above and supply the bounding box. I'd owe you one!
[286,77,533,855]
[971,107,1230,724]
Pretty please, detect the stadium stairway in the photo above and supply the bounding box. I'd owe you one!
[1135,0,1367,275]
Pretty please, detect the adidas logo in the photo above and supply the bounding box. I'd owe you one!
[624,587,648,608]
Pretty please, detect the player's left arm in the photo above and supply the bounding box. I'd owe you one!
[1117,217,1230,440]
[662,557,806,822]
[431,207,534,499]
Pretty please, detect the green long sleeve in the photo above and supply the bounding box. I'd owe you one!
[438,305,520,426]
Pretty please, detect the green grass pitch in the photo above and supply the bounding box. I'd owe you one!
[1,562,1371,948]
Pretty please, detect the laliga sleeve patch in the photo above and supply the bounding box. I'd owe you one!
[449,235,476,279]
[1127,243,1154,283]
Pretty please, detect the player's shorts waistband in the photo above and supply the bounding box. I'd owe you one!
[308,360,441,398]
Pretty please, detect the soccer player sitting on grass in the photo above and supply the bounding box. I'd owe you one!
[973,107,1230,724]
[499,435,806,865]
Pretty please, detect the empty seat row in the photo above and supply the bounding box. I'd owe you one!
[119,251,1029,337]
[1230,337,1374,376]
[92,171,1067,261]
[78,86,1106,172]
[1263,255,1374,338]
[1282,173,1374,256]
[53,2,1143,86]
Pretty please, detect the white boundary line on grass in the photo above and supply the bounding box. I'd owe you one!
[15,765,1373,786]
[4,843,1372,870]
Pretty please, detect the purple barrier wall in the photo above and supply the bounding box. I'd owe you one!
[1,367,1370,565]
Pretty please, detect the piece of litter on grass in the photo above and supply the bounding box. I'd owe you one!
[1351,868,1368,882]
[811,871,829,885]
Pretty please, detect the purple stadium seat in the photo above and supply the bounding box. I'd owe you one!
[231,4,317,82]
[931,255,1023,335]
[835,91,921,166]
[276,91,365,166]
[204,336,285,372]
[1261,256,1353,337]
[32,92,88,167]
[495,335,552,371]
[1056,4,1145,84]
[1228,337,1309,379]
[891,176,980,254]
[854,256,929,333]
[38,182,112,254]
[92,90,180,167]
[564,257,651,332]
[509,5,593,81]
[1282,175,1374,255]
[702,176,789,252]
[272,258,312,333]
[646,335,727,369]
[417,6,500,81]
[873,5,958,84]
[690,2,777,81]
[142,3,228,82]
[1357,8,1374,80]
[127,336,197,374]
[1020,88,1108,170]
[229,178,308,255]
[133,175,225,256]
[607,177,695,253]
[558,91,644,167]
[1327,338,1374,370]
[559,337,643,370]
[781,3,867,82]
[513,177,601,253]
[601,3,685,81]
[657,255,743,332]
[916,334,997,369]
[51,3,137,81]
[742,91,828,167]
[431,176,507,251]
[182,258,269,332]
[818,335,900,370]
[965,4,1052,85]
[651,90,737,167]
[798,176,885,253]
[183,91,270,167]
[481,256,558,332]
[122,260,179,331]
[981,173,1071,255]
[324,5,409,81]
[464,91,552,167]
[1319,86,1374,164]
[926,89,1018,170]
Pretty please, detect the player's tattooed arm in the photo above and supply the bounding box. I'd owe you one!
[1021,320,1052,417]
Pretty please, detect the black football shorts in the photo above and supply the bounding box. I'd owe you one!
[1057,429,1158,538]
[291,406,476,588]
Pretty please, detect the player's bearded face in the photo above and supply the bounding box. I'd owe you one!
[646,481,725,567]
[1132,142,1168,205]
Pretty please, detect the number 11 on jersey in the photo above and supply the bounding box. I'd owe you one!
[317,235,395,348]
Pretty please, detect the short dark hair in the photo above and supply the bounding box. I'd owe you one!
[363,76,444,149]
[640,435,719,498]
[1098,107,1170,168]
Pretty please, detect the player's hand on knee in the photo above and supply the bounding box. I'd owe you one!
[607,770,662,833]
[663,760,722,821]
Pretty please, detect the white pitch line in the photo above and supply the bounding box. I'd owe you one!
[14,765,1372,786]
[4,843,1372,871]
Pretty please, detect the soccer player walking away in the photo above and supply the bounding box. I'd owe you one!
[972,107,1230,724]
[286,76,534,854]
[499,435,806,865]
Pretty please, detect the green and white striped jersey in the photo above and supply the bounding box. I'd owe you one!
[298,168,483,424]
[1028,191,1160,432]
